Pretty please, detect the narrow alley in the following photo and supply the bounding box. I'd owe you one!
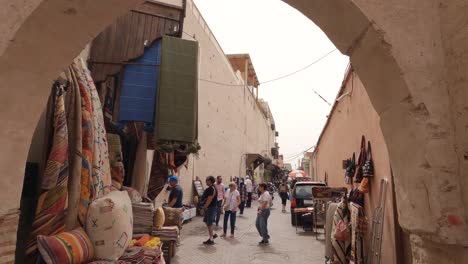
[173,196,324,264]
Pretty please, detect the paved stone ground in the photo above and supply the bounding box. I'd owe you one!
[172,195,325,264]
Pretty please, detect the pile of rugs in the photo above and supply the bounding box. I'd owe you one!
[152,226,180,242]
[133,202,155,234]
[89,235,165,264]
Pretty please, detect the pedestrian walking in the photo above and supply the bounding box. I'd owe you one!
[279,179,289,213]
[238,178,247,215]
[202,176,218,245]
[214,176,225,227]
[221,182,240,238]
[245,176,253,207]
[256,183,272,245]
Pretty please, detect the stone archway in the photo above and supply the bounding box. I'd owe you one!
[0,0,467,263]
[285,0,468,262]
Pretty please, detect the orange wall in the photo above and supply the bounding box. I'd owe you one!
[313,71,397,264]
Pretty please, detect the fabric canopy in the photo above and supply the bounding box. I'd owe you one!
[288,170,307,178]
[155,36,198,143]
[119,40,161,126]
[245,154,266,170]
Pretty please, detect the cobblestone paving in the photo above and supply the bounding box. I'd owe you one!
[172,196,325,264]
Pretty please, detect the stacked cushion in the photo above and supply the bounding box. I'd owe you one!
[154,207,165,229]
[86,191,133,260]
[162,207,183,227]
[37,227,94,264]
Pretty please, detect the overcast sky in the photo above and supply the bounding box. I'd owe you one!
[194,0,349,168]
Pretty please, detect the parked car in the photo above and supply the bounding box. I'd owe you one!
[290,181,327,226]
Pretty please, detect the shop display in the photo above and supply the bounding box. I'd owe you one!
[327,135,379,263]
[86,191,133,261]
[23,38,198,261]
[37,227,94,264]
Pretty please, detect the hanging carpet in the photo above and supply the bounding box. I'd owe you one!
[26,84,69,257]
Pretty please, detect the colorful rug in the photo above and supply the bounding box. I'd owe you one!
[331,200,351,264]
[84,60,112,197]
[26,84,69,256]
[64,69,83,230]
[71,62,94,226]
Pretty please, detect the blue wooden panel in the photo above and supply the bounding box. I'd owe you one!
[119,40,161,126]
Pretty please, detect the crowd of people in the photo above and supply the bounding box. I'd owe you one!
[198,175,273,246]
[164,174,285,246]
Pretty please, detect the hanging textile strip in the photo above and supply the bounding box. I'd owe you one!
[132,131,149,195]
[108,133,125,190]
[73,62,112,197]
[64,70,83,230]
[83,60,112,197]
[350,203,365,264]
[26,85,69,257]
[103,76,116,120]
[71,62,94,226]
[331,200,351,264]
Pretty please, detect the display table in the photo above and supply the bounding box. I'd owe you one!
[182,207,197,222]
[293,207,314,234]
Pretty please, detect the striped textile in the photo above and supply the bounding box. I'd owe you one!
[40,85,69,190]
[37,227,94,264]
[71,63,94,226]
[331,200,351,264]
[64,69,83,230]
[27,86,69,256]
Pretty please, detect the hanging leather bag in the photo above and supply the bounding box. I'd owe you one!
[363,141,374,177]
[354,136,366,183]
[345,153,356,184]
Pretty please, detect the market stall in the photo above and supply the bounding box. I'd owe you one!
[19,15,201,262]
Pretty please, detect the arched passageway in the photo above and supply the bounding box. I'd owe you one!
[0,0,467,262]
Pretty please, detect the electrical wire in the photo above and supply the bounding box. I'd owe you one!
[182,30,337,106]
[283,145,315,161]
[259,49,337,85]
[197,49,337,87]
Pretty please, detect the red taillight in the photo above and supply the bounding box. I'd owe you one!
[291,197,296,208]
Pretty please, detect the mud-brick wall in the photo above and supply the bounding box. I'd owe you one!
[313,71,398,264]
[176,0,277,204]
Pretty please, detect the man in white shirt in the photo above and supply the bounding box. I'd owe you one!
[245,176,253,208]
[214,176,226,227]
[256,183,271,245]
